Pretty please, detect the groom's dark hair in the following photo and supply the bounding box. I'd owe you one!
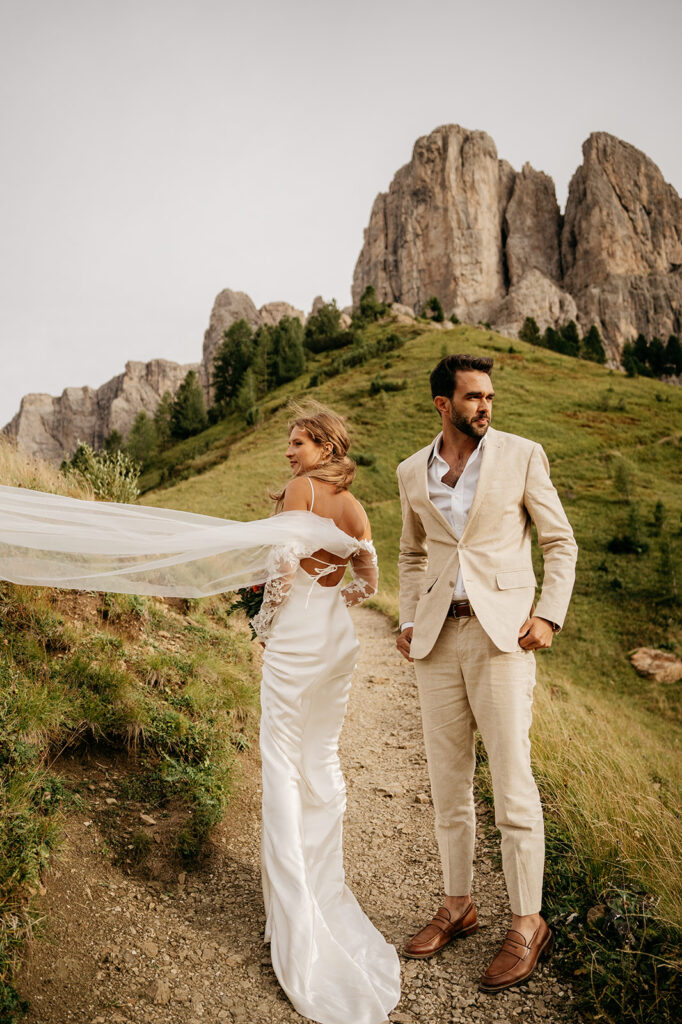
[430,354,494,400]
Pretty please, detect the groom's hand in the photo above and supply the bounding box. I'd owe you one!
[518,616,554,651]
[396,626,414,662]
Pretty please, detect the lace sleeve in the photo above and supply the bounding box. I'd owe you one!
[341,540,379,608]
[250,545,300,642]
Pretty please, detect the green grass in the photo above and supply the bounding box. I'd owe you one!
[140,321,682,1021]
[0,582,259,1020]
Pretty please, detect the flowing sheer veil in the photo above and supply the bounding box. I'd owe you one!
[0,484,363,598]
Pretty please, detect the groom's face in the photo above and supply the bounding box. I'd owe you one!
[447,371,494,439]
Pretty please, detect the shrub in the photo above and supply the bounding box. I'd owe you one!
[424,296,444,322]
[61,442,141,503]
[369,375,407,396]
[352,285,389,327]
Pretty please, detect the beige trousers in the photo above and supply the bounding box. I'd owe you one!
[413,614,544,916]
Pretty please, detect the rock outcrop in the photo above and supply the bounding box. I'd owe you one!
[352,126,508,324]
[562,133,682,360]
[4,289,307,463]
[353,125,682,358]
[4,359,198,464]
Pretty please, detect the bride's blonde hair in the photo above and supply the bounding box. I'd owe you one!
[272,401,356,510]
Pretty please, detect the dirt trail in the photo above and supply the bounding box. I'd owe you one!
[16,608,576,1024]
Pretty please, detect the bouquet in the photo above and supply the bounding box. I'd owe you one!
[231,584,265,639]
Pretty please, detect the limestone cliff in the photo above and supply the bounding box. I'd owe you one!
[353,125,681,356]
[4,291,305,463]
[4,359,199,464]
[561,133,682,360]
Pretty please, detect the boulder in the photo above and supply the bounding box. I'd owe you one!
[629,648,682,684]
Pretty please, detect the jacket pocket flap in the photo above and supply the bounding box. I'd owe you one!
[496,569,537,590]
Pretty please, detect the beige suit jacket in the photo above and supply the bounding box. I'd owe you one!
[397,427,578,659]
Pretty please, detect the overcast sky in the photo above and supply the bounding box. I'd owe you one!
[1,0,680,426]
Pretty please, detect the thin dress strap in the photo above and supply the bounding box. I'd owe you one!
[308,477,315,512]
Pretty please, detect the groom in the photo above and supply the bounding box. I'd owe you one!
[395,353,577,992]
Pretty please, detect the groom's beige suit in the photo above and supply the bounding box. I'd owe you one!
[397,426,577,915]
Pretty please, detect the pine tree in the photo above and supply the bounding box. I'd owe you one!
[304,301,343,353]
[102,430,124,454]
[273,317,306,385]
[170,371,208,440]
[212,319,254,409]
[235,367,259,426]
[519,317,541,346]
[251,325,274,397]
[154,391,174,448]
[664,335,682,375]
[581,325,606,363]
[558,321,580,357]
[648,337,666,377]
[543,327,562,352]
[633,334,650,373]
[126,411,158,466]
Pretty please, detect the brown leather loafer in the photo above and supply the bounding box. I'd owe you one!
[403,902,478,958]
[479,919,554,992]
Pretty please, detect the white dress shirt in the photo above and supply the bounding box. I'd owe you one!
[401,432,486,630]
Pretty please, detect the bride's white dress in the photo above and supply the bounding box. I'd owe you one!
[253,541,401,1024]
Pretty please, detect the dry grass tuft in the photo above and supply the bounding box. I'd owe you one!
[0,435,92,498]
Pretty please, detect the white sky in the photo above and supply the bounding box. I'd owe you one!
[1,0,680,426]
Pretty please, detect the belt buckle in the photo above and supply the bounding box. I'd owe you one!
[451,600,470,619]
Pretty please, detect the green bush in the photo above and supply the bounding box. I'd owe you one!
[61,442,141,503]
[424,296,444,322]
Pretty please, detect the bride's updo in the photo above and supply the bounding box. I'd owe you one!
[273,401,356,509]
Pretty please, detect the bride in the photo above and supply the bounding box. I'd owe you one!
[251,404,400,1024]
[0,402,401,1024]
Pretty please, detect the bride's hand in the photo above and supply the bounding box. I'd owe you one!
[396,626,414,663]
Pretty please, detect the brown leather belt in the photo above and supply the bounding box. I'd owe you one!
[447,600,475,619]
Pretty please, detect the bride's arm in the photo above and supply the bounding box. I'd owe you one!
[341,508,379,608]
[250,479,311,641]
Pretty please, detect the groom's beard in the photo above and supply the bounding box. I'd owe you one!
[450,409,490,440]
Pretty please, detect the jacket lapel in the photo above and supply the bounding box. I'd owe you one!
[460,427,503,539]
[409,438,460,542]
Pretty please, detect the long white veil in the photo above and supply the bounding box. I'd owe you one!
[0,484,362,598]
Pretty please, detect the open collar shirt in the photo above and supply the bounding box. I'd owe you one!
[428,431,487,600]
[400,432,487,631]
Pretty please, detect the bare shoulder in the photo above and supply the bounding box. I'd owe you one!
[282,475,312,510]
[348,492,372,540]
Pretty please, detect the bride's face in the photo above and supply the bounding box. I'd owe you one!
[286,427,328,475]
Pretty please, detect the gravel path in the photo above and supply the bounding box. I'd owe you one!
[17,607,577,1024]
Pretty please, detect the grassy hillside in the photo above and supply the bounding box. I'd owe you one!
[141,321,682,1020]
[0,441,260,1020]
